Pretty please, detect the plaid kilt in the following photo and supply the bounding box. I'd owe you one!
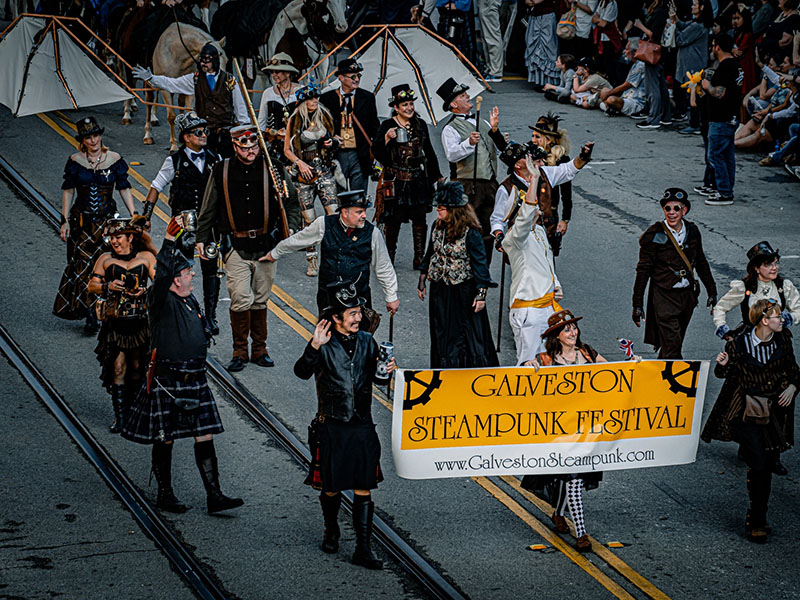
[53,211,107,320]
[121,358,224,444]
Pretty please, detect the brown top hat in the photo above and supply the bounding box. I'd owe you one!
[541,309,583,338]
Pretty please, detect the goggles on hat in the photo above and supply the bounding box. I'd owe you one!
[233,134,259,147]
[662,189,687,202]
[396,90,416,101]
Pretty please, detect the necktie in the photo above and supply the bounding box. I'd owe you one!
[190,152,204,162]
[206,73,217,90]
[343,93,353,112]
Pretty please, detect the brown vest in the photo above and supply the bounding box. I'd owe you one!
[194,71,235,129]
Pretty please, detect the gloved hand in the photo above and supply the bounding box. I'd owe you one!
[165,217,183,240]
[707,295,717,310]
[579,142,595,163]
[494,231,505,251]
[715,323,730,339]
[132,65,153,81]
[417,273,427,301]
[632,306,645,327]
[782,309,794,327]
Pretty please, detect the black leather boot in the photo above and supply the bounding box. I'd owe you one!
[351,496,383,569]
[202,275,221,336]
[319,492,341,553]
[194,440,244,514]
[383,220,401,265]
[109,384,125,433]
[152,442,188,513]
[412,223,428,270]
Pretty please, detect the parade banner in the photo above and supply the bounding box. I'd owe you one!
[391,360,709,479]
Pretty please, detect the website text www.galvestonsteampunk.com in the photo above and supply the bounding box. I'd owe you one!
[434,448,657,473]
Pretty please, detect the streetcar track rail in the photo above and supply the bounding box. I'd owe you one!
[1,150,468,600]
[0,324,229,600]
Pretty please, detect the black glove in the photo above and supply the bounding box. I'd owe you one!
[706,295,717,310]
[579,142,595,163]
[494,232,505,251]
[417,272,427,293]
[632,306,645,327]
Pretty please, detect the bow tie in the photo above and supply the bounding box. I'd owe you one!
[459,113,474,119]
[190,151,204,161]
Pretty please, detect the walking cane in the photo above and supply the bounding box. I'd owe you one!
[496,255,506,352]
[472,96,483,190]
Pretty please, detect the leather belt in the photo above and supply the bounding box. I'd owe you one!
[155,367,204,383]
[232,228,267,238]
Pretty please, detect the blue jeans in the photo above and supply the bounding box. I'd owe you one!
[707,121,737,198]
[773,123,800,162]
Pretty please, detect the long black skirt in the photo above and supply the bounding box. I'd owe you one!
[53,213,106,320]
[305,417,383,493]
[521,471,603,502]
[429,279,499,369]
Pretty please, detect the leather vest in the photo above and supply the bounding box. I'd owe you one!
[447,115,497,181]
[319,214,373,297]
[427,227,472,285]
[536,167,555,229]
[315,331,376,421]
[194,71,235,129]
[169,147,219,215]
[389,132,424,182]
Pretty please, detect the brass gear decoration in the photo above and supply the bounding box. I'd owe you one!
[660,361,700,398]
[402,370,443,410]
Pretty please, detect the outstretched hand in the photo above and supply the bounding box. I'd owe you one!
[311,319,332,349]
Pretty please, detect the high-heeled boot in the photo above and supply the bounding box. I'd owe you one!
[194,440,244,514]
[412,223,428,269]
[152,442,188,513]
[319,492,341,553]
[109,384,126,433]
[351,495,383,569]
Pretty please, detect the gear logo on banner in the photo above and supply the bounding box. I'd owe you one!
[660,362,701,397]
[402,371,443,410]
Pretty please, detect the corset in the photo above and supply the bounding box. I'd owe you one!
[75,183,115,215]
[389,137,424,181]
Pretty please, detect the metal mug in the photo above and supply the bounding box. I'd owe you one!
[395,126,409,144]
[181,210,198,233]
[375,341,395,384]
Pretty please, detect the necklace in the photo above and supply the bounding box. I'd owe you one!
[86,151,105,170]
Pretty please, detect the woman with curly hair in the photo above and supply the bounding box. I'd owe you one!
[417,181,498,368]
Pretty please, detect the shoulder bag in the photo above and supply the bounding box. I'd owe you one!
[634,39,662,65]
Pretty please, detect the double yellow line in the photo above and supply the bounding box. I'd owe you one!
[37,110,669,600]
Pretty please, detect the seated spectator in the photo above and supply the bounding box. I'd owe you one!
[599,40,649,116]
[570,57,613,108]
[544,54,577,103]
[737,58,796,148]
[743,55,789,115]
[758,74,800,163]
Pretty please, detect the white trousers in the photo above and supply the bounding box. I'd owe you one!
[509,305,555,364]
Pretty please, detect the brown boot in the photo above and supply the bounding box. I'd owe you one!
[228,310,250,372]
[249,308,274,367]
[412,223,428,270]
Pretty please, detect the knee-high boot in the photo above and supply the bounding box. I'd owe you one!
[152,442,188,513]
[249,308,273,367]
[194,439,244,514]
[351,495,383,569]
[319,492,341,553]
[412,223,428,270]
[383,220,401,264]
[746,468,771,541]
[202,274,221,336]
[109,384,126,433]
[227,309,250,371]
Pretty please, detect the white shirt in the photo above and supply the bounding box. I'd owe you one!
[713,278,800,327]
[150,147,207,193]
[270,216,399,303]
[664,219,690,288]
[596,0,618,41]
[576,0,599,38]
[149,72,249,125]
[441,114,493,163]
[257,85,298,132]
[502,200,561,308]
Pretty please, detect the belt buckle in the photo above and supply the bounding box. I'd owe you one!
[248,230,257,238]
[677,269,687,277]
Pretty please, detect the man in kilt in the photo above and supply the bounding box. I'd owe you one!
[122,217,243,514]
[293,279,395,569]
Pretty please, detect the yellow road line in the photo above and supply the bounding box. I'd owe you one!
[474,477,638,600]
[267,299,312,341]
[38,113,79,149]
[272,285,318,325]
[500,476,671,600]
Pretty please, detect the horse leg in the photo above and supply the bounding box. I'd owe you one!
[122,99,133,125]
[167,93,181,153]
[143,90,155,145]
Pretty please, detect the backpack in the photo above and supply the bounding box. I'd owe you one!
[557,6,578,40]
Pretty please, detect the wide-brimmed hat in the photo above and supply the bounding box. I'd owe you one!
[260,52,299,74]
[175,111,207,138]
[337,189,372,210]
[296,82,322,102]
[659,187,691,213]
[746,241,780,268]
[75,116,104,141]
[541,309,583,338]
[529,112,563,139]
[334,57,364,76]
[325,278,366,312]
[230,124,259,148]
[433,181,469,207]
[389,83,417,106]
[436,77,469,112]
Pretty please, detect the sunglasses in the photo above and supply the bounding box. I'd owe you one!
[663,205,684,212]
[189,128,208,137]
[345,73,362,80]
[198,56,213,63]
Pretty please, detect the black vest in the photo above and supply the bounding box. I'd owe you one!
[194,70,235,129]
[319,214,373,297]
[315,331,376,422]
[169,147,219,215]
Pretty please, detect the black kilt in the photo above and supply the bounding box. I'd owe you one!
[305,416,383,493]
[121,358,224,444]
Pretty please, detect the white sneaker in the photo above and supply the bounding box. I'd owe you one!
[485,75,503,83]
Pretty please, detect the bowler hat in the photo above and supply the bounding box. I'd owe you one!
[334,58,364,76]
[75,116,104,141]
[260,52,299,74]
[433,181,469,207]
[436,77,469,112]
[389,83,417,106]
[746,241,780,268]
[337,189,372,210]
[541,309,583,338]
[659,187,691,213]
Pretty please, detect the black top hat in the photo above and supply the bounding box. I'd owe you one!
[389,83,417,106]
[541,309,584,338]
[75,116,104,141]
[526,142,549,161]
[325,278,366,312]
[436,77,469,112]
[746,241,780,267]
[500,142,528,171]
[334,58,364,76]
[433,181,469,207]
[175,111,207,138]
[659,187,691,213]
[529,112,563,139]
[337,189,372,210]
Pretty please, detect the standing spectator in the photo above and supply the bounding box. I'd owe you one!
[524,0,562,89]
[703,33,744,206]
[671,0,713,120]
[759,0,799,58]
[752,0,779,37]
[635,0,673,129]
[572,0,602,60]
[732,8,758,99]
[544,54,578,102]
[477,0,506,81]
[592,0,624,85]
[437,0,479,64]
[688,70,718,194]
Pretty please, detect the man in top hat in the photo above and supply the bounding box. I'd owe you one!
[196,124,290,372]
[144,111,223,334]
[320,58,380,193]
[712,241,800,340]
[257,52,301,150]
[632,188,717,358]
[293,278,395,569]
[133,44,248,158]
[437,77,501,264]
[262,190,399,321]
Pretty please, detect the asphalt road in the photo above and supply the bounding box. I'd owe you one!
[1,72,799,600]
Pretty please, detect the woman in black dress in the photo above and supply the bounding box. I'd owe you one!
[372,83,442,268]
[54,116,136,333]
[702,298,798,543]
[521,309,607,552]
[417,181,498,369]
[88,219,156,432]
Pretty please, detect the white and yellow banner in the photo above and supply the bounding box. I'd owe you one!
[391,360,709,479]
